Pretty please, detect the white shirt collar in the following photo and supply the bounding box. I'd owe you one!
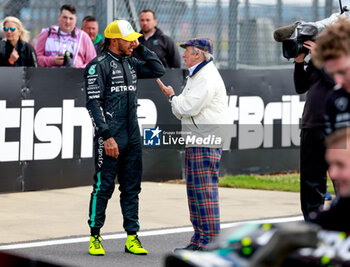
[188,62,202,76]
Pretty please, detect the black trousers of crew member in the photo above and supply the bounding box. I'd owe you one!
[300,128,328,221]
[88,136,142,234]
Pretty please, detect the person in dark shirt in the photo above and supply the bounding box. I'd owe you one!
[81,16,103,55]
[0,16,37,67]
[293,40,335,221]
[309,127,350,232]
[308,19,350,232]
[136,9,181,68]
[313,19,350,134]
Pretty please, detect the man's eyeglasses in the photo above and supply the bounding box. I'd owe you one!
[3,27,16,32]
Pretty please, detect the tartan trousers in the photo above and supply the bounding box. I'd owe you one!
[185,147,222,248]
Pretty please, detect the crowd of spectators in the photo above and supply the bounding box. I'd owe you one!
[0,5,180,69]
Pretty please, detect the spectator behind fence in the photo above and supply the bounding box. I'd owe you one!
[293,40,335,222]
[81,16,103,55]
[157,38,229,251]
[135,9,181,68]
[0,16,37,67]
[35,4,96,68]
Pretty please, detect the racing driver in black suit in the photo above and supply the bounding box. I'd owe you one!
[84,19,165,256]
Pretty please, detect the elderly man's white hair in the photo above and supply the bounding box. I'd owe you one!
[192,46,214,61]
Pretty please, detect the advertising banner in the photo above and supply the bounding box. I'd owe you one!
[0,67,303,192]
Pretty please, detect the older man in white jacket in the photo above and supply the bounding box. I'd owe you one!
[157,38,229,251]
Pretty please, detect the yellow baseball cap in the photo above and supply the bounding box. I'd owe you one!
[104,20,142,41]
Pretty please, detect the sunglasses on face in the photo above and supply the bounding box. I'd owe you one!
[3,27,16,32]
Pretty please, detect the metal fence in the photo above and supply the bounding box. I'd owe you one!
[0,0,342,68]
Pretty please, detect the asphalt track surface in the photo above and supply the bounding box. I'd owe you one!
[0,217,303,267]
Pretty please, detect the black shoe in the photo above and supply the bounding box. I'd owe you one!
[174,243,199,252]
[197,246,207,251]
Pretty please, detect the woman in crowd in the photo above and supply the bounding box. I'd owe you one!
[0,16,37,66]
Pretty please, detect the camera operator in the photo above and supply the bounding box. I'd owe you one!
[293,40,335,221]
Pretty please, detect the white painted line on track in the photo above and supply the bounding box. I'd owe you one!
[0,215,303,251]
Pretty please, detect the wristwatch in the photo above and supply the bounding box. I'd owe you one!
[168,94,175,103]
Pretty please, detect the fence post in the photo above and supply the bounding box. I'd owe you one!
[123,0,139,30]
[170,1,177,40]
[325,0,333,17]
[228,0,238,69]
[191,0,198,37]
[313,0,319,21]
[275,0,282,65]
[216,0,222,62]
[241,0,250,65]
[94,0,113,37]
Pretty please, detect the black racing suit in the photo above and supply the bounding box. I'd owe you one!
[325,87,350,134]
[84,44,165,234]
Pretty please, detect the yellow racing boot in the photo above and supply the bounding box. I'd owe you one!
[125,235,148,255]
[89,235,105,256]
